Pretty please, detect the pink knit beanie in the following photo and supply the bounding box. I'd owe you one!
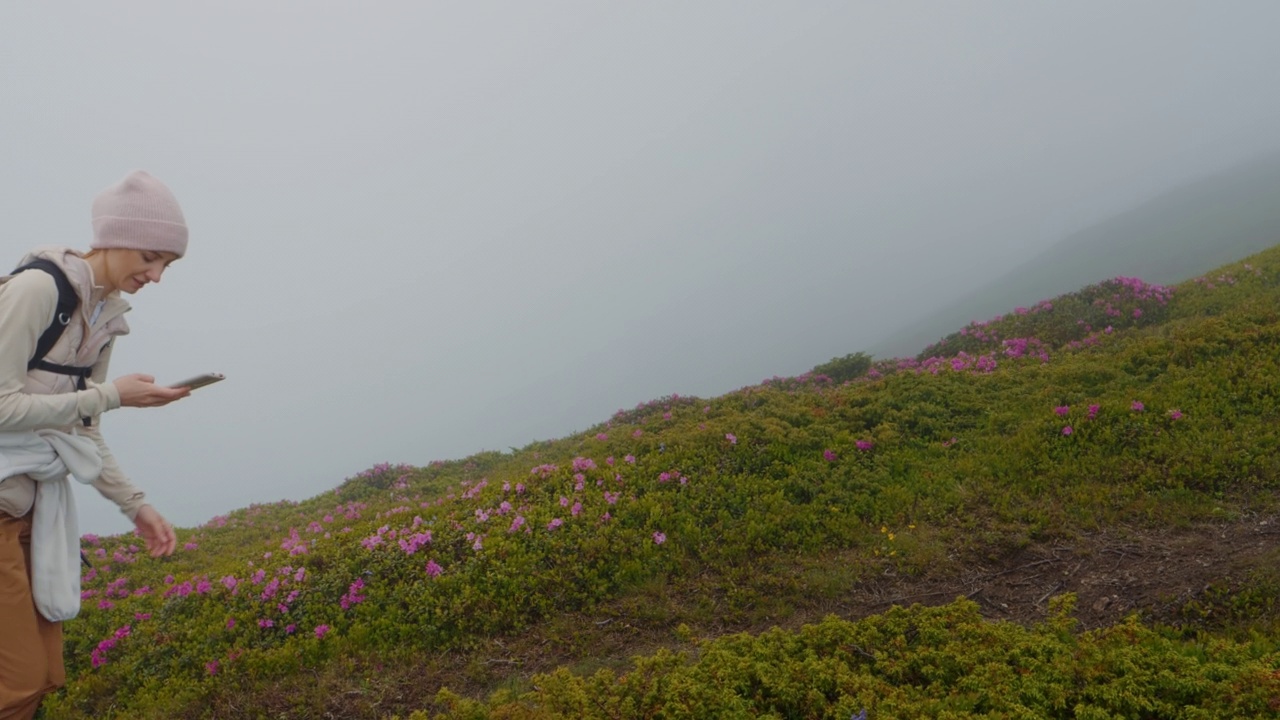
[90,170,189,258]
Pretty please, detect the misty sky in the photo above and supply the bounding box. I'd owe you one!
[3,2,1280,535]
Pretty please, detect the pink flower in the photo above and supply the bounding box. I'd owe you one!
[632,429,644,439]
[1054,406,1070,417]
[1087,404,1100,419]
[183,542,198,552]
[595,433,608,441]
[571,502,582,517]
[856,440,874,452]
[314,624,330,639]
[226,618,236,629]
[339,578,366,610]
[1062,426,1073,436]
[425,560,443,577]
[624,455,636,464]
[822,449,837,462]
[206,660,219,675]
[1131,401,1145,412]
[547,518,564,531]
[725,433,738,445]
[1169,409,1183,421]
[652,531,667,545]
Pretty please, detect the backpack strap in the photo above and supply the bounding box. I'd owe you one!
[11,259,96,427]
[13,259,80,369]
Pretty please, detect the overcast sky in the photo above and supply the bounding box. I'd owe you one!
[3,2,1280,535]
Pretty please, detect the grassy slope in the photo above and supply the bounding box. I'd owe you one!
[46,244,1280,719]
[871,152,1280,359]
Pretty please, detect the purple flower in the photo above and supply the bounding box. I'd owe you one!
[1054,406,1070,417]
[856,440,874,452]
[822,449,837,462]
[425,560,443,577]
[1062,426,1073,436]
[1131,401,1145,412]
[314,624,330,639]
[652,531,667,545]
[1169,409,1183,421]
[725,433,738,445]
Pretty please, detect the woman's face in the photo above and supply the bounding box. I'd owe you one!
[105,248,179,294]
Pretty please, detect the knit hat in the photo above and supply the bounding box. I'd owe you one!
[90,170,189,258]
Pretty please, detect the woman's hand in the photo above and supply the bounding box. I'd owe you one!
[133,505,178,557]
[113,374,190,408]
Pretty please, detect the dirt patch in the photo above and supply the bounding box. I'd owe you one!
[849,513,1280,630]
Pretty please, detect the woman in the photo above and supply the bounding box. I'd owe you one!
[0,170,193,719]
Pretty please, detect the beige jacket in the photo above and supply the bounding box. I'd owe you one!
[0,246,146,520]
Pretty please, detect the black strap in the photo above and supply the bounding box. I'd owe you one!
[11,259,96,426]
[14,259,80,369]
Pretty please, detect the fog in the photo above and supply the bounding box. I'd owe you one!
[3,2,1279,534]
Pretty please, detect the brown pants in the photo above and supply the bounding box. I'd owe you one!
[0,512,64,720]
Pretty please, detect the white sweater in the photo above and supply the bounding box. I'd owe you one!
[0,247,146,520]
[0,428,103,621]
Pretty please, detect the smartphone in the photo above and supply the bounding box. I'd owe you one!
[168,373,225,390]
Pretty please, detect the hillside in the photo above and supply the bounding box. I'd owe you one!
[872,152,1280,358]
[46,244,1280,719]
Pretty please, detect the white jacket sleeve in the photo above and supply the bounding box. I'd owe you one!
[84,340,147,520]
[0,270,121,430]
